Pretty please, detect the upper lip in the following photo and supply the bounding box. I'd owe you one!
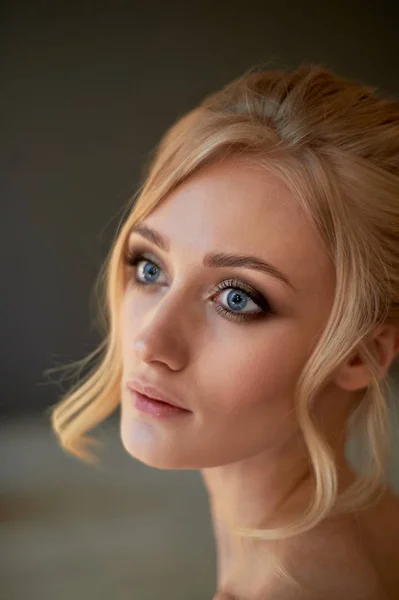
[127,378,189,411]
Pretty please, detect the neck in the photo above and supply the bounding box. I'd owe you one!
[202,435,354,595]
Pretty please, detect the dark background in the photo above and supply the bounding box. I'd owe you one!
[2,1,399,418]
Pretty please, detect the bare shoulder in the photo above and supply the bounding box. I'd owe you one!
[355,487,399,598]
[272,489,399,599]
[274,531,384,599]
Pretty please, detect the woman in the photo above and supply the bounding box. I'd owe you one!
[50,63,399,599]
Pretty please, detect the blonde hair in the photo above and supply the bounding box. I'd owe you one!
[47,63,399,547]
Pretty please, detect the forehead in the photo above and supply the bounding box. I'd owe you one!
[139,158,335,295]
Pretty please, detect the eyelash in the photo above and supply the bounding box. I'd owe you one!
[123,249,275,323]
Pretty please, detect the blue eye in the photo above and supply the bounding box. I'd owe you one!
[123,250,275,323]
[137,257,162,283]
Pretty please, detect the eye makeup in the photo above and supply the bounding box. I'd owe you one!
[123,246,276,323]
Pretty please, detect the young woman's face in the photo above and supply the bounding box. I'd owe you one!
[119,157,336,469]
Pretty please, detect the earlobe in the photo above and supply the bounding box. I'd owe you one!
[333,355,372,392]
[333,324,399,392]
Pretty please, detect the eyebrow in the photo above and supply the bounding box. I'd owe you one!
[129,224,297,293]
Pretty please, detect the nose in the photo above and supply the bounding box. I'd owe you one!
[131,289,195,369]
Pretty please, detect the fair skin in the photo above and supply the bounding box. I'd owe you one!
[119,157,399,599]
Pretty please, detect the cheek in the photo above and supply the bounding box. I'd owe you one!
[120,311,132,359]
[119,294,141,357]
[207,327,306,421]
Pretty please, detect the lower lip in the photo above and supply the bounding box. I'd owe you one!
[129,389,190,419]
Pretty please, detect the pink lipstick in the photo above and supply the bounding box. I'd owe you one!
[128,388,190,419]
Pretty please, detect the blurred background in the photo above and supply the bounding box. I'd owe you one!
[1,1,399,598]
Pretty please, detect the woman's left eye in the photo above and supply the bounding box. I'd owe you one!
[123,250,274,322]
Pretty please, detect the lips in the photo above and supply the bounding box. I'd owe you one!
[126,379,189,411]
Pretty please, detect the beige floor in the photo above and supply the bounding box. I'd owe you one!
[1,392,398,600]
[0,415,216,600]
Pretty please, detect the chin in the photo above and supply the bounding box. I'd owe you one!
[119,417,191,470]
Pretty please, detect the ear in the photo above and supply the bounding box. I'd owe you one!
[333,324,399,392]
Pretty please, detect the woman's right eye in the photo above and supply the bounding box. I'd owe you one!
[124,251,165,288]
